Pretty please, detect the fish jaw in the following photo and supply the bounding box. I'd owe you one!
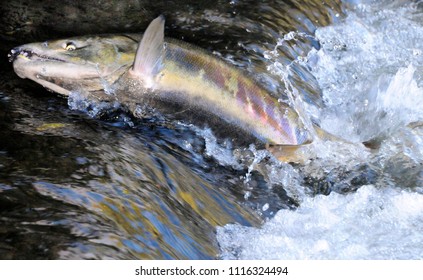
[10,44,101,96]
[9,36,137,97]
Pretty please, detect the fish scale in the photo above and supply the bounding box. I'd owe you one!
[155,39,309,145]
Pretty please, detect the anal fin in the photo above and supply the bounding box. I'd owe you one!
[266,144,312,164]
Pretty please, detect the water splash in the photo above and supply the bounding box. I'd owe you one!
[217,0,423,259]
[310,4,423,142]
[264,31,319,136]
[68,91,124,120]
[218,185,423,260]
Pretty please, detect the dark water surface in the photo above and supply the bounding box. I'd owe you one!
[0,0,368,259]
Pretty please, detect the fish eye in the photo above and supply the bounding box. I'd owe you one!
[63,42,77,51]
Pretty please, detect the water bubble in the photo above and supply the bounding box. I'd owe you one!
[244,191,251,200]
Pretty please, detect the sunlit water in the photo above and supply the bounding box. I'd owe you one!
[217,0,423,259]
[1,0,422,260]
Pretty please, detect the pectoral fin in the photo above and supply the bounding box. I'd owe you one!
[266,144,311,164]
[131,15,165,80]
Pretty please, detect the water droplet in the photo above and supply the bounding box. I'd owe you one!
[244,191,251,200]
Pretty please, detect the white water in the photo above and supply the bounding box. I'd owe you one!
[217,0,423,259]
[218,185,423,259]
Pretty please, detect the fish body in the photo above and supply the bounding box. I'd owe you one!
[10,16,313,160]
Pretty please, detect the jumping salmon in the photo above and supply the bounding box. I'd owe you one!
[9,16,315,162]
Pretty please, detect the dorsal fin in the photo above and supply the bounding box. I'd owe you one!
[131,15,165,80]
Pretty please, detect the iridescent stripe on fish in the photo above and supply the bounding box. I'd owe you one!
[161,40,310,145]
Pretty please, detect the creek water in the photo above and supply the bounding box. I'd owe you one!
[0,0,422,259]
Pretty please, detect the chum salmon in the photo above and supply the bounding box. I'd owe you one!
[10,16,324,162]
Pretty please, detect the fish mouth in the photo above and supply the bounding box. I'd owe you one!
[35,76,72,96]
[9,45,124,97]
[8,48,66,63]
[9,48,72,96]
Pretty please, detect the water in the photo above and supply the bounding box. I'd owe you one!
[218,185,423,259]
[217,0,423,259]
[1,0,422,259]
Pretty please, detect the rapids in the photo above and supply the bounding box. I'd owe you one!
[1,0,421,259]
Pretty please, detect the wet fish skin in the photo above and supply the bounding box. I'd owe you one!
[10,16,312,160]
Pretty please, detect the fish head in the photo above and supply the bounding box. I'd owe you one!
[9,35,140,97]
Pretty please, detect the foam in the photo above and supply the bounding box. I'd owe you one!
[218,185,423,259]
